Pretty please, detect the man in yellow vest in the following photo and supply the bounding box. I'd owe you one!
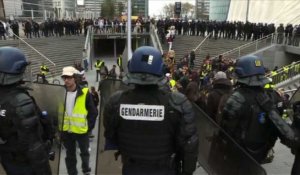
[117,55,123,72]
[37,63,49,83]
[94,59,104,81]
[61,66,97,175]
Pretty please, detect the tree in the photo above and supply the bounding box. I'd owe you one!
[181,2,194,17]
[162,3,175,18]
[101,0,115,19]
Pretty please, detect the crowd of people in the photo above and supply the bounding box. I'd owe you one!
[92,16,151,34]
[1,39,300,174]
[0,18,94,39]
[156,19,300,46]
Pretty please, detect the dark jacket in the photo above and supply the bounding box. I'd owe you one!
[206,78,232,122]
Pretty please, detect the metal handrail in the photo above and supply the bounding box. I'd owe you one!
[194,33,211,52]
[84,25,91,50]
[8,30,57,79]
[267,61,300,85]
[213,33,274,59]
[267,60,300,76]
[151,24,163,54]
[8,30,56,66]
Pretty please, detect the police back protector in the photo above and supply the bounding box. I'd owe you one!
[116,88,180,163]
[233,87,277,161]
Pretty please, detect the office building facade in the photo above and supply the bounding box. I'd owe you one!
[3,0,53,20]
[76,0,101,19]
[209,0,230,21]
[132,0,148,17]
[53,0,76,19]
[195,0,210,20]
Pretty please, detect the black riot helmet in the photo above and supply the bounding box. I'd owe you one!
[0,47,30,85]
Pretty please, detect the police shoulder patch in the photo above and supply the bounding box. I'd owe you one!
[255,60,261,67]
[120,104,165,121]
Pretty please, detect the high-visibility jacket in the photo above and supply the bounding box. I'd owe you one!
[202,63,212,72]
[95,61,104,70]
[117,56,122,67]
[169,79,176,88]
[264,83,275,89]
[63,88,89,134]
[271,71,277,76]
[40,65,49,75]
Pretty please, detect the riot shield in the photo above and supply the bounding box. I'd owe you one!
[194,104,267,175]
[96,79,132,174]
[290,87,300,106]
[26,82,66,175]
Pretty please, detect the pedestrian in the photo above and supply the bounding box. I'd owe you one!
[205,71,232,123]
[117,54,123,72]
[189,50,195,69]
[89,86,99,139]
[166,30,174,51]
[291,101,300,174]
[60,66,97,175]
[108,65,117,79]
[99,61,109,81]
[82,49,89,72]
[0,47,52,175]
[104,46,198,175]
[38,62,49,83]
[94,59,104,82]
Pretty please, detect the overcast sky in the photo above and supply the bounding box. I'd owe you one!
[149,0,195,17]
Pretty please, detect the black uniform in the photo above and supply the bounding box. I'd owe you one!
[0,85,51,175]
[291,101,300,174]
[104,85,198,175]
[221,86,280,163]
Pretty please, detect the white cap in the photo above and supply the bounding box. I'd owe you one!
[214,71,227,80]
[61,66,79,77]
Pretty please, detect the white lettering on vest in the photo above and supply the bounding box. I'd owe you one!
[120,104,164,121]
[0,109,6,117]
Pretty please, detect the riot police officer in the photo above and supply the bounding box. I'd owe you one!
[291,101,300,174]
[0,47,51,175]
[221,55,281,163]
[103,46,199,175]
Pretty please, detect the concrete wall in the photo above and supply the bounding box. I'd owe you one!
[253,45,299,70]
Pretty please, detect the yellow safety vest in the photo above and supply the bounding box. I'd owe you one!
[117,57,122,67]
[63,88,89,134]
[271,71,277,76]
[40,65,48,75]
[95,61,104,70]
[169,79,176,88]
[264,83,275,89]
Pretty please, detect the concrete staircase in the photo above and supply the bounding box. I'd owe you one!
[162,35,272,70]
[0,36,85,79]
